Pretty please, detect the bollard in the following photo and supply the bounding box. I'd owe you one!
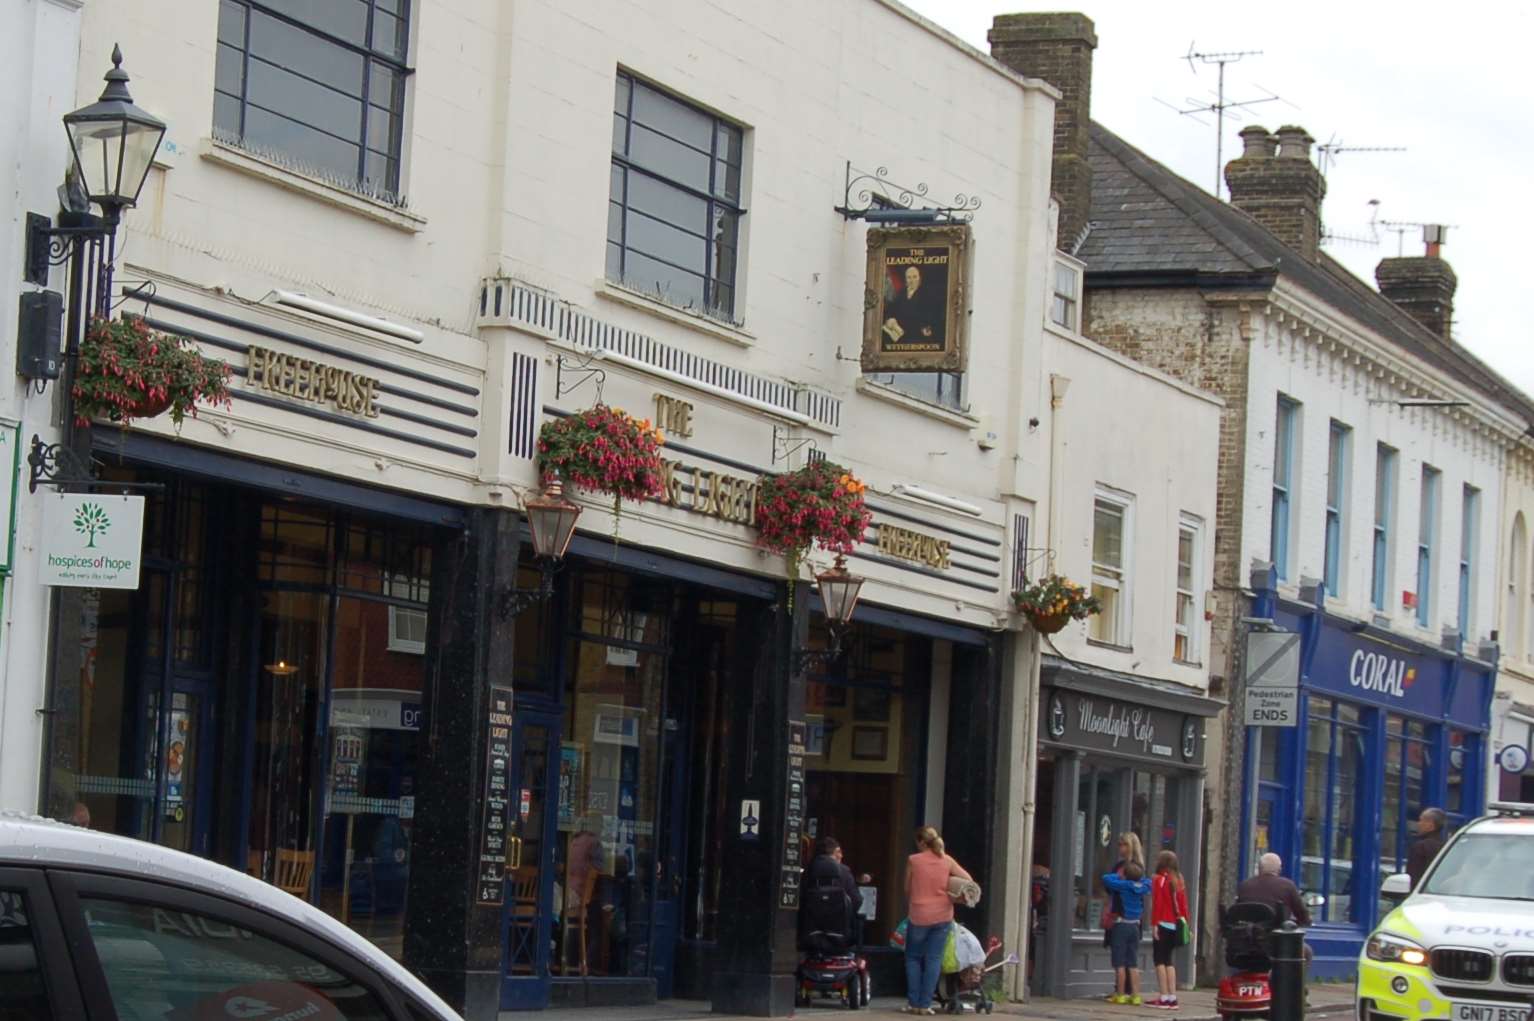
[1269,920,1306,1021]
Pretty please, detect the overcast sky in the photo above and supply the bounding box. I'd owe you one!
[901,0,1534,393]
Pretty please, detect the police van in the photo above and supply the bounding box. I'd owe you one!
[1357,803,1534,1021]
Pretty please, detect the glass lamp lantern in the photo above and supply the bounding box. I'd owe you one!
[63,45,167,215]
[524,480,581,560]
[815,555,864,627]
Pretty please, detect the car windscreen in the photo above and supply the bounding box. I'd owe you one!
[1420,832,1534,899]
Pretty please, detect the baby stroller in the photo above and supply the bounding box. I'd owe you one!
[935,926,1010,1015]
[796,879,871,1010]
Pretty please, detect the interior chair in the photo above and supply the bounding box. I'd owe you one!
[274,848,316,900]
[560,869,599,976]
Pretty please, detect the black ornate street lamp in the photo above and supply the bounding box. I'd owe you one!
[793,555,866,670]
[498,480,582,619]
[25,45,167,483]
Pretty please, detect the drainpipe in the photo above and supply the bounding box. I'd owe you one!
[1012,374,1070,1001]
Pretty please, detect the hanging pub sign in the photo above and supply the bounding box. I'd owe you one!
[860,225,970,373]
[39,493,146,589]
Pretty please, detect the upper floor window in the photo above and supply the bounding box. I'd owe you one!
[1323,421,1350,598]
[1174,515,1202,663]
[1050,258,1081,331]
[1511,514,1528,659]
[609,72,744,321]
[1089,491,1133,646]
[1417,465,1441,628]
[1372,444,1397,612]
[1271,396,1300,581]
[1459,485,1480,637]
[214,0,412,202]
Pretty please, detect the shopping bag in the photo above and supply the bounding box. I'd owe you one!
[889,917,909,949]
[941,925,960,974]
[953,924,986,970]
[1177,917,1191,946]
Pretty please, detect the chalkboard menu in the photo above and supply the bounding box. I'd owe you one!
[477,686,514,906]
[781,720,808,909]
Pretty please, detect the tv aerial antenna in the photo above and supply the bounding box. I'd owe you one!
[1158,44,1284,199]
[1315,135,1407,185]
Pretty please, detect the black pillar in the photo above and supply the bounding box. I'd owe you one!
[711,585,802,1015]
[942,637,1003,938]
[404,507,518,1020]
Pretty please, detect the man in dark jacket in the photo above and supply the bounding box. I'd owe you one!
[806,836,864,910]
[1406,808,1446,889]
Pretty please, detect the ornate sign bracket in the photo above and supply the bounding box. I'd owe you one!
[28,435,164,494]
[833,161,982,223]
[771,425,818,465]
[555,352,606,403]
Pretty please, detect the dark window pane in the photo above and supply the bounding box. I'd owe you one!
[619,250,706,308]
[0,889,52,1018]
[218,0,246,46]
[364,151,397,193]
[629,123,711,192]
[712,206,739,250]
[632,82,713,150]
[213,92,242,135]
[376,0,403,14]
[627,173,708,234]
[611,113,628,154]
[713,241,737,293]
[371,10,407,59]
[626,210,706,273]
[716,122,743,166]
[250,11,365,96]
[259,0,369,47]
[711,281,734,316]
[215,42,245,97]
[367,104,396,150]
[243,106,359,180]
[714,158,740,201]
[248,59,364,141]
[606,241,623,280]
[614,75,631,117]
[607,201,623,243]
[609,163,624,203]
[369,63,402,111]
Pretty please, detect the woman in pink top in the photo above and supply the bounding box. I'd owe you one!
[902,825,972,1014]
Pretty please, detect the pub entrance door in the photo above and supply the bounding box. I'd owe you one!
[500,709,562,1011]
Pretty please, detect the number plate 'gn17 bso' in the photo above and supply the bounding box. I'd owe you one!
[1452,1002,1531,1021]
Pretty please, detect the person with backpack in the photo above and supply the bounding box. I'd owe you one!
[1150,850,1190,1009]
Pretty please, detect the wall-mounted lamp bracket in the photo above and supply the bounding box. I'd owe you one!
[24,210,111,287]
[497,559,558,620]
[792,625,850,671]
[833,161,981,224]
[555,352,606,403]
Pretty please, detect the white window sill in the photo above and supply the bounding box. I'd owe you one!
[1086,638,1134,654]
[594,279,755,348]
[199,138,426,234]
[854,378,979,430]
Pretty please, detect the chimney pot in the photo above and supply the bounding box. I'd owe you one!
[1239,125,1277,158]
[1275,125,1314,160]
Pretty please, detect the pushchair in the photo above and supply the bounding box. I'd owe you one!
[934,925,1011,1015]
[796,879,871,1010]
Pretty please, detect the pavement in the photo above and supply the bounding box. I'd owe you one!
[518,981,1356,1020]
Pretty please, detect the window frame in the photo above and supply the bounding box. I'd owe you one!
[1088,489,1134,646]
[213,0,415,203]
[1372,444,1397,612]
[0,866,89,1019]
[1323,421,1350,598]
[608,70,746,322]
[1272,396,1299,581]
[48,869,431,1021]
[1510,513,1528,660]
[1417,466,1441,628]
[1049,256,1083,332]
[1458,485,1480,637]
[1174,514,1202,664]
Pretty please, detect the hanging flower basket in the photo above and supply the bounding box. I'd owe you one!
[73,315,232,428]
[535,404,666,520]
[1012,573,1101,635]
[756,460,872,590]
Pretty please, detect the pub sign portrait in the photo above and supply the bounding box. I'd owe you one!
[860,225,970,373]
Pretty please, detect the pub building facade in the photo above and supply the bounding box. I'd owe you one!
[28,2,1061,1017]
[1237,568,1495,975]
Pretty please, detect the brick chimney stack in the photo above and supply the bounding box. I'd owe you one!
[1376,226,1457,340]
[1223,124,1327,260]
[988,13,1097,248]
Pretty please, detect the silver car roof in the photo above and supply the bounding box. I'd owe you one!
[0,811,460,1019]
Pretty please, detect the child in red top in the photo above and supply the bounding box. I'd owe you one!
[1150,850,1190,1009]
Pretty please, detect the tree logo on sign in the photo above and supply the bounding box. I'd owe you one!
[73,502,111,548]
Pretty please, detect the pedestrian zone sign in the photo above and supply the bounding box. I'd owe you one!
[1244,630,1300,727]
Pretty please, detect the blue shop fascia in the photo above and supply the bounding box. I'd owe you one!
[1237,568,1497,977]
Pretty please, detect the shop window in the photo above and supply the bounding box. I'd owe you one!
[1173,516,1201,663]
[259,503,333,586]
[1445,730,1473,824]
[1417,466,1440,628]
[1458,485,1479,637]
[213,0,412,202]
[609,71,744,321]
[1089,491,1132,645]
[1299,697,1365,924]
[1380,715,1435,887]
[0,890,52,1018]
[1271,397,1299,581]
[82,896,391,1019]
[803,620,924,948]
[1323,421,1350,598]
[1372,445,1397,611]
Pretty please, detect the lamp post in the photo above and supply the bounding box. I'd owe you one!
[25,45,166,465]
[498,480,582,619]
[793,555,866,669]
